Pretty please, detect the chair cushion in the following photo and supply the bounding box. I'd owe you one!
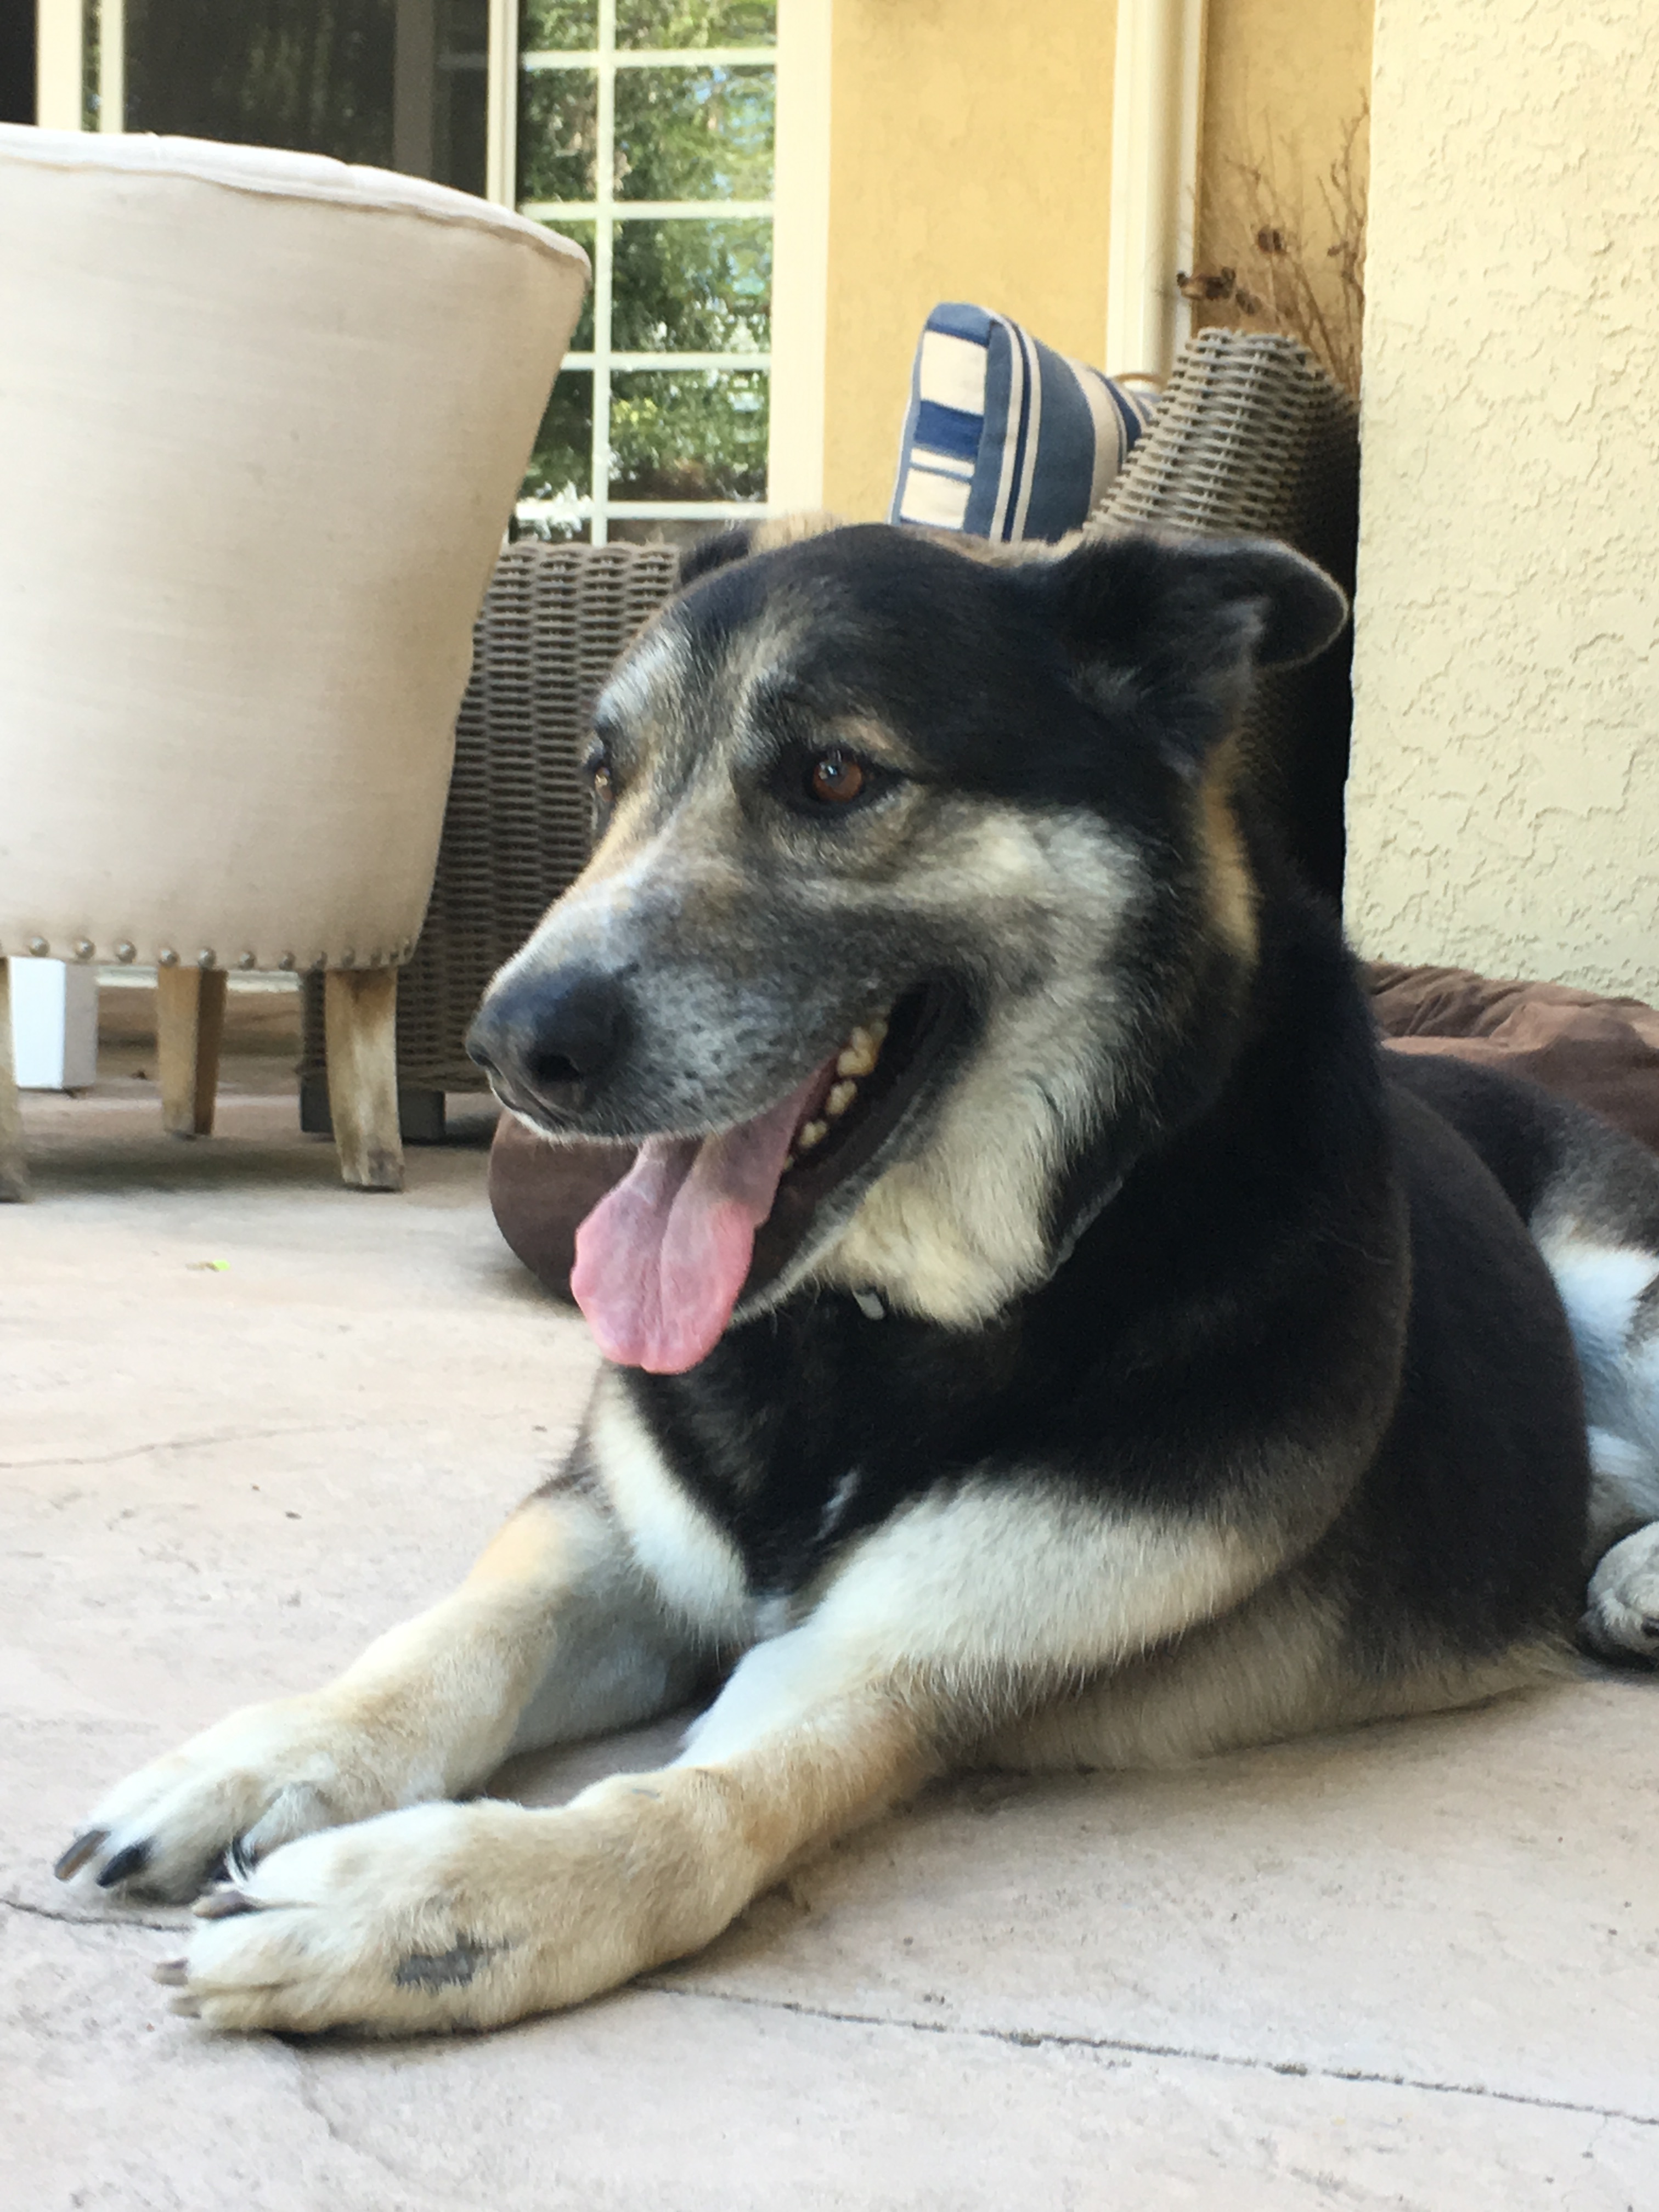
[888,302,1156,543]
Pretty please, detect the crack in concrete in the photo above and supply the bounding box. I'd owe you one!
[0,1420,371,1474]
[640,1979,1659,2132]
[289,2058,450,2208]
[0,1891,183,1934]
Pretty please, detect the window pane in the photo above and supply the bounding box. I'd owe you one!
[617,1,776,48]
[614,66,774,201]
[523,370,594,512]
[612,218,769,352]
[518,66,598,201]
[609,369,767,501]
[521,0,597,48]
[121,0,397,165]
[433,1,489,195]
[119,0,493,193]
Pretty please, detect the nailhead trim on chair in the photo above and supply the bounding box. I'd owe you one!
[1,937,411,970]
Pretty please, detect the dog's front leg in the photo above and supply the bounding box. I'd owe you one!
[153,1625,944,2035]
[154,1479,1267,2035]
[56,1476,705,1903]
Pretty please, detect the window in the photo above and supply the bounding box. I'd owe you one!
[48,0,821,541]
[514,2,776,546]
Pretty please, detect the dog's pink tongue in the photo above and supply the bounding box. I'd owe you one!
[570,1076,817,1373]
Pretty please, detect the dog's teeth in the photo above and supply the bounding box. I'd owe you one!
[798,1119,828,1152]
[870,1017,889,1046]
[827,1080,858,1118]
[837,1028,881,1079]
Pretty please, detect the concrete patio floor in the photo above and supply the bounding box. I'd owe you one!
[3,995,1656,2210]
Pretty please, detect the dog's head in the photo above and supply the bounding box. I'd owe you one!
[468,523,1346,1372]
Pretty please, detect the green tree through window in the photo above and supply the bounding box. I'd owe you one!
[515,0,776,544]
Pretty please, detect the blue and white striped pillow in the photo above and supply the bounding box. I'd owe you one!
[889,302,1157,543]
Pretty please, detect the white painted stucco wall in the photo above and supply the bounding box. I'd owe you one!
[1346,0,1659,996]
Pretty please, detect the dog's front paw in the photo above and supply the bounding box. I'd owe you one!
[1582,1521,1659,1663]
[54,1692,421,1903]
[153,1802,564,2036]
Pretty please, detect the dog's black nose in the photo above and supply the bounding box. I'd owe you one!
[466,966,628,1105]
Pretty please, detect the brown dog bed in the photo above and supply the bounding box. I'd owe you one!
[1366,962,1659,1155]
[488,962,1659,1304]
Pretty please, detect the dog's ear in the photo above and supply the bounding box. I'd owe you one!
[678,525,759,589]
[678,511,850,592]
[1034,532,1350,772]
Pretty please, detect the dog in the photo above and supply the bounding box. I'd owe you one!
[57,521,1659,2035]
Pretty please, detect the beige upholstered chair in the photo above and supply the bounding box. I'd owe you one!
[0,125,588,1200]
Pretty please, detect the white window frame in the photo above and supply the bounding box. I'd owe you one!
[44,0,830,520]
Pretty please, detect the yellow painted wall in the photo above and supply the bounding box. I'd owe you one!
[1346,0,1659,996]
[817,0,1375,518]
[821,0,1118,522]
[1192,0,1373,392]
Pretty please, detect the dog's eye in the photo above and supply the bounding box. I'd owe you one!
[806,748,866,806]
[585,747,616,810]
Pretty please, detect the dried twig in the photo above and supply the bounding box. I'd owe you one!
[1177,100,1369,397]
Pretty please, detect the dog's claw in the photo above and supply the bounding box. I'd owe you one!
[167,1995,203,2019]
[151,1959,191,1987]
[96,1841,151,1890]
[194,1887,258,1920]
[54,1830,108,1882]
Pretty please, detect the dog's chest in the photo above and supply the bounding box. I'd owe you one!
[628,1294,1027,1597]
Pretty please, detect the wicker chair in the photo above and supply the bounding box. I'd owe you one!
[300,326,1358,1133]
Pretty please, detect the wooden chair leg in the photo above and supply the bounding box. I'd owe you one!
[324,968,403,1192]
[0,960,30,1202]
[156,966,228,1138]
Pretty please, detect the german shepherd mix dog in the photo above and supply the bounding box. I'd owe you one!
[59,523,1659,2036]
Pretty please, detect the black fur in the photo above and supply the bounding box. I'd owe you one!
[1386,1049,1659,1251]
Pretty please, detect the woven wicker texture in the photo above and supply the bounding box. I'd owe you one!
[301,540,678,1094]
[1090,328,1361,906]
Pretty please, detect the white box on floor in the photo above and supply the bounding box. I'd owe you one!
[7,957,98,1090]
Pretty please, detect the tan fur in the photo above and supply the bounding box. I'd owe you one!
[979,1576,1569,1774]
[1197,736,1260,967]
[818,811,1143,1325]
[171,1676,941,2035]
[64,1498,585,1900]
[465,1494,576,1589]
